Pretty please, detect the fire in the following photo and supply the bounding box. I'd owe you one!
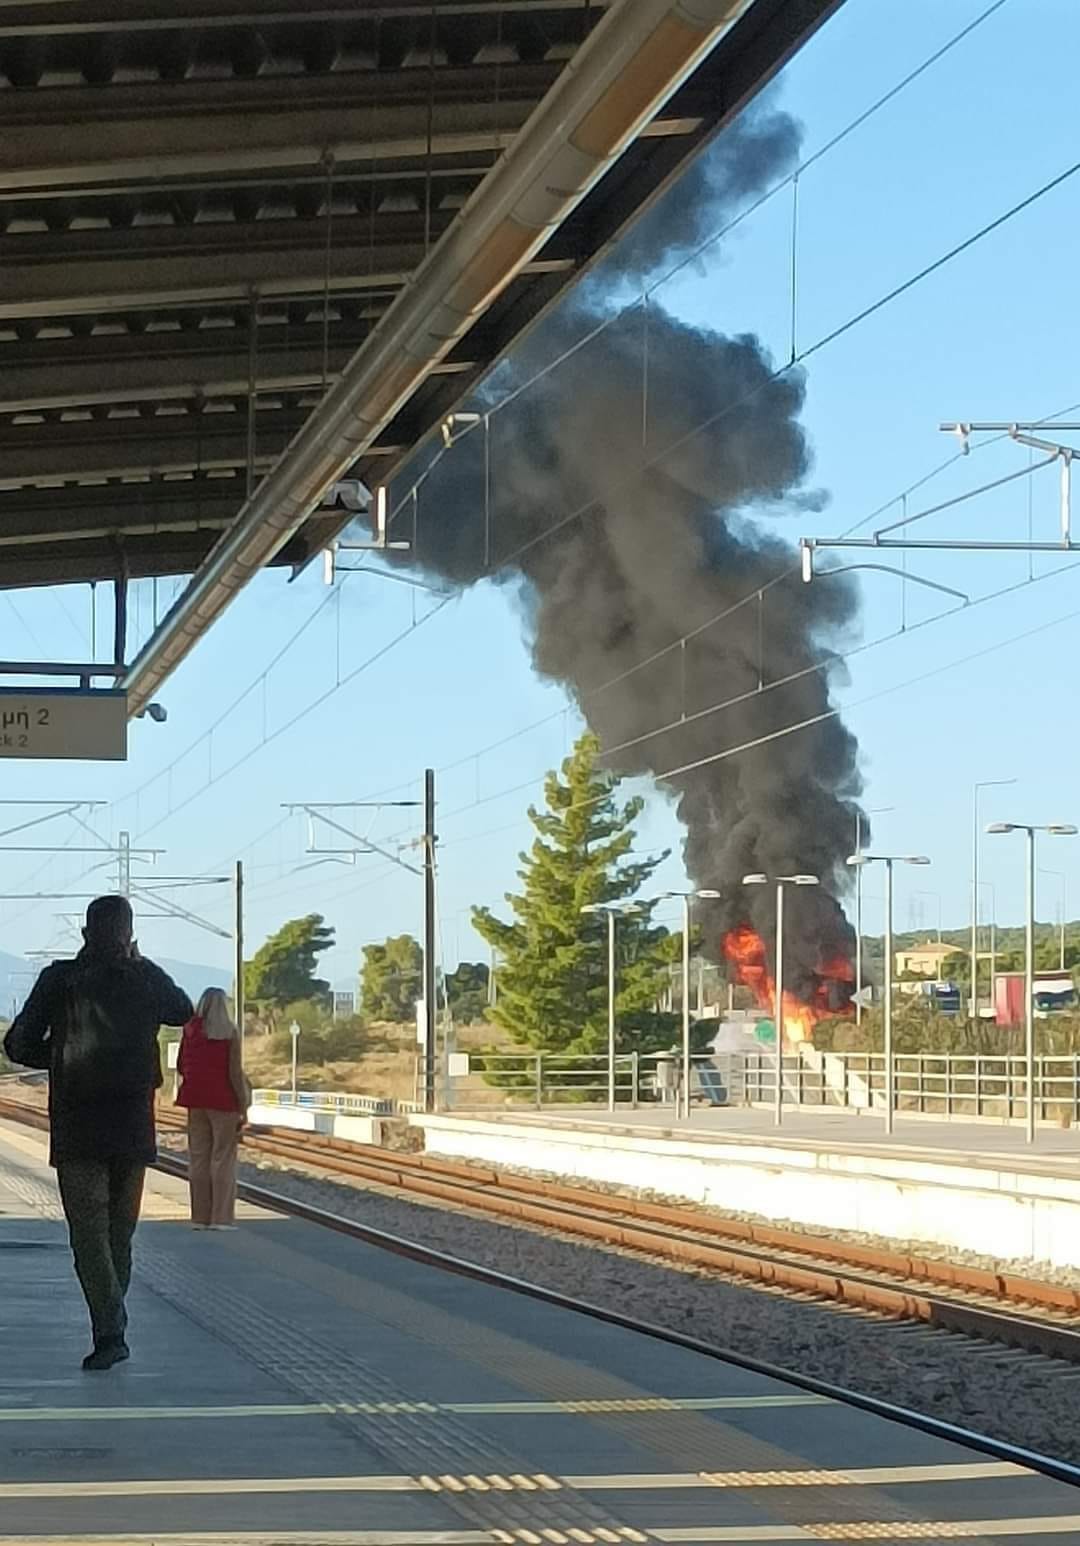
[722,926,851,1046]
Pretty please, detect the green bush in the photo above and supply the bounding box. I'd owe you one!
[269,1001,367,1065]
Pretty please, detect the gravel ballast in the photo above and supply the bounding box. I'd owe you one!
[162,1138,1080,1467]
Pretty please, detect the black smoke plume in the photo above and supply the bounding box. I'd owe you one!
[401,106,864,997]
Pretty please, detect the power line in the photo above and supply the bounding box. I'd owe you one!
[40,4,1025,863]
[655,597,1080,786]
[427,551,1080,840]
[135,597,452,840]
[380,0,1014,544]
[8,2,1029,901]
[355,433,1023,823]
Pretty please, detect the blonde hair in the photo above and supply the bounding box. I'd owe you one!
[197,987,237,1041]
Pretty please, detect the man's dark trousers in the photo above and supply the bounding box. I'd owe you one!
[56,1159,145,1348]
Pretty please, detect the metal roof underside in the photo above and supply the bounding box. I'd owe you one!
[0,0,838,594]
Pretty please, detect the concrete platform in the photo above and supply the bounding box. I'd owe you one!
[2,1121,1080,1543]
[413,1108,1080,1271]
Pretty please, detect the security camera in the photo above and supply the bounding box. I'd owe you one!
[145,702,168,724]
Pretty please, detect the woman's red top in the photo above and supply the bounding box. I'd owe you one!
[176,1017,240,1112]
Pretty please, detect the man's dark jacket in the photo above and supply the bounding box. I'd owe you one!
[3,951,193,1166]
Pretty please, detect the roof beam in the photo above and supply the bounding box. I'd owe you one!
[0,84,543,193]
[0,482,241,544]
[0,415,407,488]
[0,241,420,320]
[0,413,307,486]
[0,215,573,317]
[0,343,476,416]
[0,523,329,590]
[3,0,606,37]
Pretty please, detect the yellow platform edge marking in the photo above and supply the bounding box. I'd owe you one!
[0,1394,832,1425]
[653,1521,1080,1542]
[0,1460,1030,1501]
[0,1535,490,1546]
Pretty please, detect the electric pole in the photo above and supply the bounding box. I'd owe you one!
[234,860,245,1044]
[424,767,437,1112]
[117,830,131,897]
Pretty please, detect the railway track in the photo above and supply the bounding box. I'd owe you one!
[4,1089,1080,1362]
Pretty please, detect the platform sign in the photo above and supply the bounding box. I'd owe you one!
[0,688,127,761]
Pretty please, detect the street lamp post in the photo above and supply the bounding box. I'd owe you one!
[973,780,1016,1020]
[580,902,638,1111]
[854,807,894,1024]
[289,1019,300,1100]
[987,822,1077,1143]
[654,889,721,1119]
[742,873,819,1127]
[846,852,930,1135]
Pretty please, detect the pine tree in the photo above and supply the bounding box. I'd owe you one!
[472,731,676,1055]
[360,934,423,1021]
[244,914,335,1009]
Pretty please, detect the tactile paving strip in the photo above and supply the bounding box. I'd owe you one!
[0,1146,1000,1546]
[0,1155,653,1545]
[236,1224,1001,1542]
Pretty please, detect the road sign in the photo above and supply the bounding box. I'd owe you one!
[0,688,127,761]
[852,985,874,1008]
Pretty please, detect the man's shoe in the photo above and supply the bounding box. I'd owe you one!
[82,1341,130,1372]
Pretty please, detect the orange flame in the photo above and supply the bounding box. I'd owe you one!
[722,926,849,1045]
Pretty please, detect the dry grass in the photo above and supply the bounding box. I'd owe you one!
[242,1018,516,1103]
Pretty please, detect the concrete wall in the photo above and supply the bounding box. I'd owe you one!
[247,1103,382,1145]
[411,1113,1080,1270]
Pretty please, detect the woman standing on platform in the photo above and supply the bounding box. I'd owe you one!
[177,988,250,1230]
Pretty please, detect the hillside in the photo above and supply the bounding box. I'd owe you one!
[0,949,230,1012]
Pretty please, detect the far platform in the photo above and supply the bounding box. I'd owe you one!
[3,1116,1080,1544]
[412,1105,1080,1270]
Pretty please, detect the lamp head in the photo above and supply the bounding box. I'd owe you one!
[695,888,721,900]
[742,873,768,886]
[1048,824,1078,836]
[903,856,932,866]
[986,822,1016,834]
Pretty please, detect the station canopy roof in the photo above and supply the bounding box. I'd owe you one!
[0,1,837,605]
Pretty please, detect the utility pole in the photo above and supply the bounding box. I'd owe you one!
[117,830,131,897]
[234,860,245,1044]
[424,768,437,1112]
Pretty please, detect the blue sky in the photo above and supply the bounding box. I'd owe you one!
[3,0,1079,989]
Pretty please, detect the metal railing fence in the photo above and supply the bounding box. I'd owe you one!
[437,1049,734,1111]
[743,1049,1080,1124]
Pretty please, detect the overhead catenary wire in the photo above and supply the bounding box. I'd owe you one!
[133,597,453,841]
[376,0,1017,547]
[437,589,1080,844]
[352,422,1037,820]
[363,393,1080,846]
[7,0,1035,925]
[425,550,1080,844]
[654,596,1080,787]
[47,5,1032,861]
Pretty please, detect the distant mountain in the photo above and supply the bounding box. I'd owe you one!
[0,947,229,1013]
[156,958,231,1002]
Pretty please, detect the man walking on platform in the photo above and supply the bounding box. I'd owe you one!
[4,896,192,1370]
